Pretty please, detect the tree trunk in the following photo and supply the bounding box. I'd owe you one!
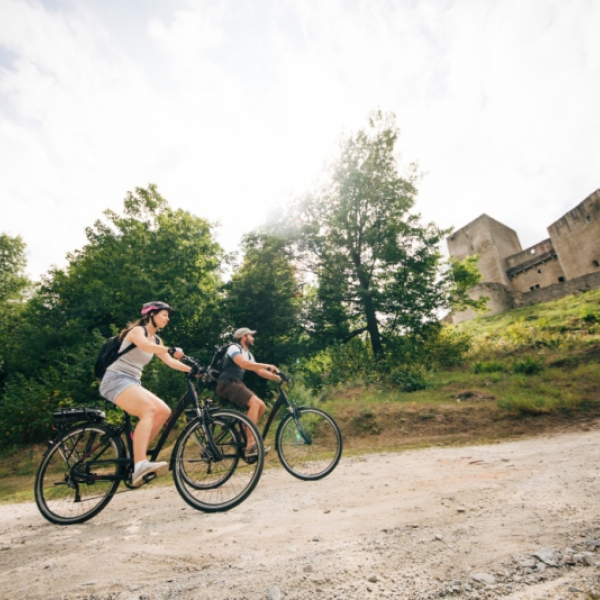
[354,261,383,357]
[363,293,383,357]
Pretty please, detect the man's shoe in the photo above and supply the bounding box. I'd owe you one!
[132,460,167,487]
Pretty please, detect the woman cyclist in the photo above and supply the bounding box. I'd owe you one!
[99,301,192,487]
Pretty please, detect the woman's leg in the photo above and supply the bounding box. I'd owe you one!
[115,386,171,465]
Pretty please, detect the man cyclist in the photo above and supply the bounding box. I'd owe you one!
[216,327,281,456]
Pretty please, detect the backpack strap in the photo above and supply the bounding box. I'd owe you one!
[117,326,153,359]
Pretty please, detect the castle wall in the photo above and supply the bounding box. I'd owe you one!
[451,282,513,324]
[506,239,565,293]
[446,189,600,324]
[513,270,600,308]
[548,189,600,280]
[447,214,522,288]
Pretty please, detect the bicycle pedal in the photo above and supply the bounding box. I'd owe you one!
[142,472,157,484]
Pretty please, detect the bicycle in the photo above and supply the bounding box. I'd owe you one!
[34,357,265,525]
[253,372,343,480]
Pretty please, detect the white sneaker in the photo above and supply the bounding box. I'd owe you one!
[131,460,167,487]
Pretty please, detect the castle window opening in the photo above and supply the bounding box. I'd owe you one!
[530,284,541,291]
[558,276,565,282]
[530,248,536,254]
[586,215,592,222]
[593,259,600,268]
[537,269,542,273]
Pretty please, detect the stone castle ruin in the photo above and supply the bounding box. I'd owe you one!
[447,189,600,324]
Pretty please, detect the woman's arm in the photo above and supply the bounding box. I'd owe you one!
[127,327,191,372]
[157,352,192,372]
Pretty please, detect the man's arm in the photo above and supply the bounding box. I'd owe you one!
[232,354,280,380]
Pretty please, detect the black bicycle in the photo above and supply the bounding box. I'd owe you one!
[259,373,342,480]
[34,357,264,525]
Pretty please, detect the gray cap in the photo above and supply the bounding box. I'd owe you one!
[233,327,256,339]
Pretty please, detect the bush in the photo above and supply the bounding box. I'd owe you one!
[473,361,505,374]
[580,307,599,324]
[512,356,544,375]
[425,327,471,368]
[385,366,428,392]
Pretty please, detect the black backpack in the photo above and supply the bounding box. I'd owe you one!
[203,343,241,389]
[94,327,155,382]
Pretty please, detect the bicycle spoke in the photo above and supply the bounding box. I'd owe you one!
[277,407,342,480]
[173,411,264,512]
[35,424,123,525]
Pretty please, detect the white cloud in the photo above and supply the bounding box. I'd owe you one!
[0,0,598,278]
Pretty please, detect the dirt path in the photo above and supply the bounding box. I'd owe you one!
[1,428,600,600]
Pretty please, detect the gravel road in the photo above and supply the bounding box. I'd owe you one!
[1,427,599,600]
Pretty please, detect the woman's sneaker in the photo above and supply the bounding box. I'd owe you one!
[132,460,167,487]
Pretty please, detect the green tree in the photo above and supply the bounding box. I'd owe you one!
[287,111,451,358]
[0,234,31,386]
[0,233,29,304]
[0,186,225,447]
[224,233,301,367]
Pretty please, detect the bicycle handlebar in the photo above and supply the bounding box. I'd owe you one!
[179,355,204,377]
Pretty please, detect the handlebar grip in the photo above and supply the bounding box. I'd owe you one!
[168,347,176,356]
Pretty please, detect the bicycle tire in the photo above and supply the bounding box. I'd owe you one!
[276,407,342,480]
[35,423,125,525]
[172,410,264,512]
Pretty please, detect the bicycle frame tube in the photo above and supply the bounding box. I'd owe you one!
[261,388,294,440]
[147,378,197,462]
[63,427,128,483]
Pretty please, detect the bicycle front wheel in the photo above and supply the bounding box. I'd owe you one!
[172,410,264,512]
[276,407,342,480]
[35,423,124,525]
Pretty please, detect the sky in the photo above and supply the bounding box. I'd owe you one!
[1,0,599,280]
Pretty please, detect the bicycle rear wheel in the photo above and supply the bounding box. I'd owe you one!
[172,410,264,512]
[35,423,124,525]
[276,407,342,480]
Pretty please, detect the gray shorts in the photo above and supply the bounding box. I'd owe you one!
[99,371,141,404]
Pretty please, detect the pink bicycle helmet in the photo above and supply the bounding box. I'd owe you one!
[141,301,174,316]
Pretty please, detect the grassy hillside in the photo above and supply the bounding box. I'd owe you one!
[2,288,600,504]
[323,287,600,450]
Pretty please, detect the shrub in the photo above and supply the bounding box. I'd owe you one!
[512,356,544,375]
[580,307,599,324]
[473,361,505,374]
[386,366,428,392]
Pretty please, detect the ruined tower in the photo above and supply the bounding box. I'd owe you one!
[446,189,600,323]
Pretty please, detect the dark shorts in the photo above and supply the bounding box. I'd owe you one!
[216,380,254,409]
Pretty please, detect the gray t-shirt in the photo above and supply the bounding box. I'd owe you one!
[217,344,254,383]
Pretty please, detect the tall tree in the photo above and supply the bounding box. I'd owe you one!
[224,233,301,367]
[0,186,226,447]
[0,233,31,386]
[289,111,449,357]
[0,233,29,304]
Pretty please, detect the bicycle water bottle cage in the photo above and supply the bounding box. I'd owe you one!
[53,408,106,427]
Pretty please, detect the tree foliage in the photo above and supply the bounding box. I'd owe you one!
[286,111,451,357]
[223,233,302,398]
[0,233,30,304]
[0,186,225,447]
